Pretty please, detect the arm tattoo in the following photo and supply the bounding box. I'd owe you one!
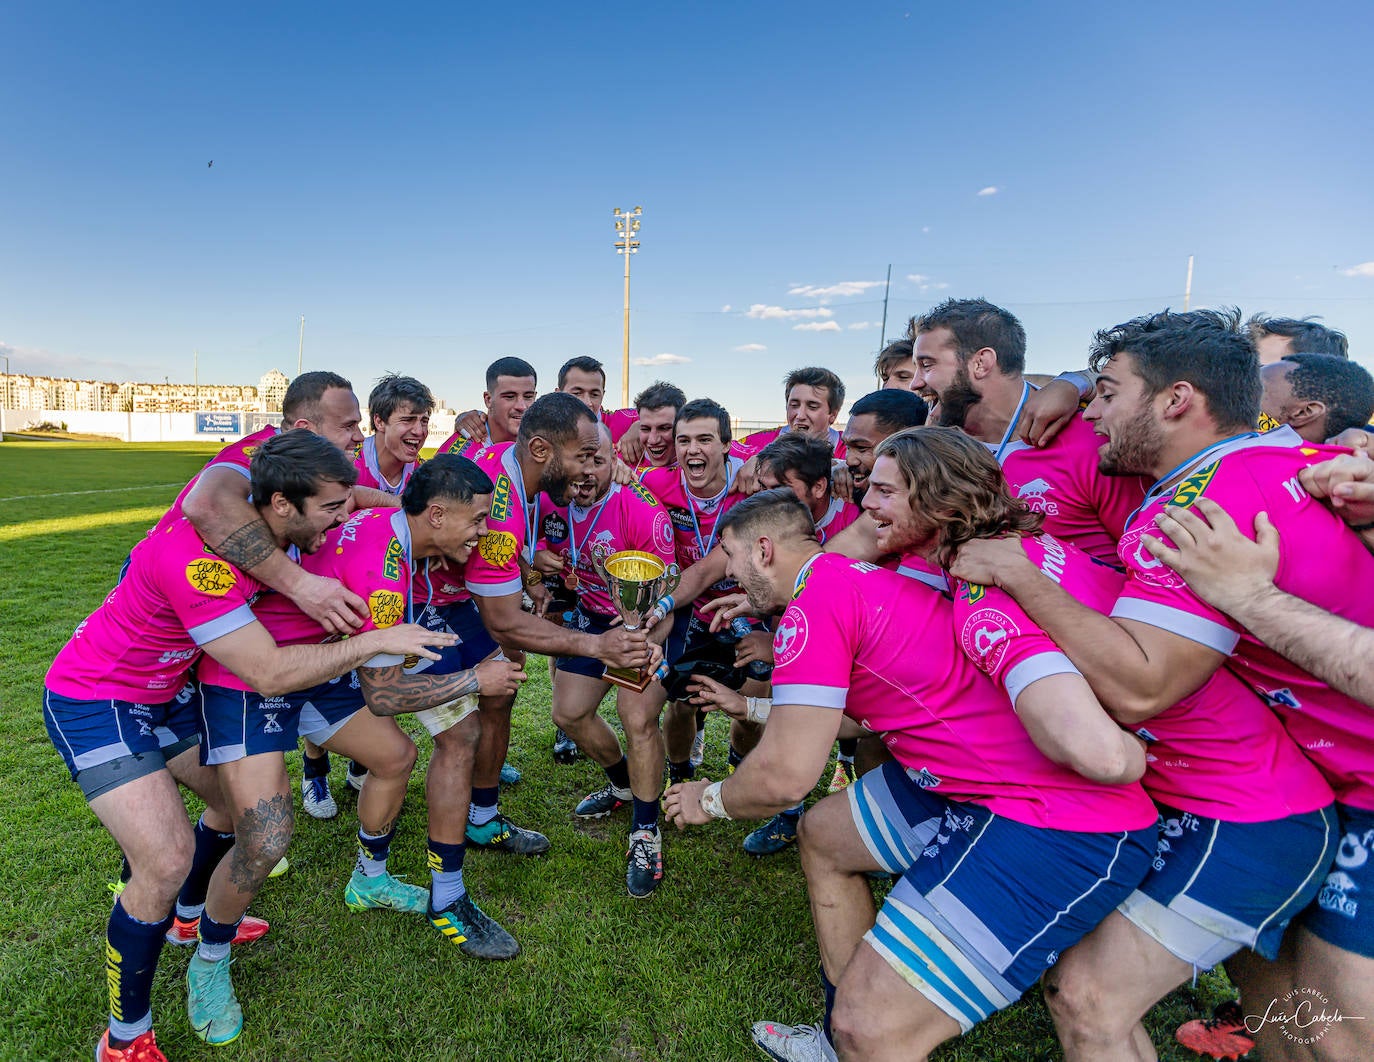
[359,664,481,717]
[229,793,294,894]
[214,519,279,572]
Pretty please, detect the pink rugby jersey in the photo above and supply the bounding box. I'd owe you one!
[151,425,278,536]
[995,399,1147,567]
[775,553,1157,832]
[463,443,537,599]
[602,407,638,445]
[540,481,676,618]
[47,518,263,701]
[433,428,498,463]
[896,549,949,592]
[641,462,748,619]
[813,497,861,545]
[1115,431,1374,811]
[953,534,1332,821]
[353,436,419,496]
[734,425,847,461]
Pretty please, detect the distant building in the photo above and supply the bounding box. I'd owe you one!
[258,369,289,413]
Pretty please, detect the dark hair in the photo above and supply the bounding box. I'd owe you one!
[250,428,358,513]
[849,388,929,434]
[1283,354,1374,439]
[367,373,435,429]
[717,486,817,545]
[676,398,732,445]
[557,356,606,389]
[402,454,495,515]
[282,371,353,423]
[785,367,845,414]
[873,338,914,378]
[908,298,1026,375]
[517,391,597,449]
[634,380,686,415]
[1089,307,1260,433]
[1248,314,1349,358]
[875,427,1042,569]
[757,433,833,490]
[486,357,538,391]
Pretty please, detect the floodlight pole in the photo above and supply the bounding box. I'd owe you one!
[297,315,306,377]
[613,206,643,408]
[1184,255,1195,311]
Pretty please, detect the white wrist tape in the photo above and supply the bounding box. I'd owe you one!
[700,780,731,820]
[745,697,772,724]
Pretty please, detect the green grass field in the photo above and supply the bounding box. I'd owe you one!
[0,440,1233,1061]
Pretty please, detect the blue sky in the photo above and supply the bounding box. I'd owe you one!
[2,2,1372,420]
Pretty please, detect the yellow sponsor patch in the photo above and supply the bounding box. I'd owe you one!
[368,589,405,628]
[489,474,513,522]
[185,558,238,596]
[1256,411,1283,433]
[1170,462,1218,509]
[478,529,519,567]
[963,582,987,604]
[383,537,404,581]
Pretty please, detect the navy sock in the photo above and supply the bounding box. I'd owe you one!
[302,750,330,779]
[196,911,238,963]
[356,825,395,877]
[105,899,172,1043]
[632,797,660,833]
[781,803,804,820]
[118,856,132,886]
[668,759,694,784]
[727,746,744,772]
[837,737,858,761]
[468,785,500,826]
[348,759,366,777]
[605,756,632,791]
[820,964,837,1043]
[694,709,707,730]
[428,838,467,910]
[176,815,236,919]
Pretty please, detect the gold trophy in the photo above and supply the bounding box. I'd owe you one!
[593,549,680,692]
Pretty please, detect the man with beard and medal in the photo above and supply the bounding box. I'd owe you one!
[463,394,657,856]
[540,424,678,896]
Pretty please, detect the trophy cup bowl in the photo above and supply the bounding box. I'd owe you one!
[593,550,680,691]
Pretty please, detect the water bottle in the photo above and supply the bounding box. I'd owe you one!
[729,617,773,680]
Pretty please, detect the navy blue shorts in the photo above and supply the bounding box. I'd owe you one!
[1119,803,1336,967]
[1301,803,1374,958]
[851,760,1155,1033]
[44,684,200,800]
[196,676,364,766]
[555,607,618,679]
[411,599,499,676]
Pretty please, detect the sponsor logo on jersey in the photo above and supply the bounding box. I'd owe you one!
[630,481,659,507]
[773,605,809,666]
[186,558,238,596]
[909,767,942,789]
[792,566,814,600]
[489,473,513,522]
[653,509,673,551]
[477,529,519,568]
[668,506,695,532]
[382,537,404,581]
[367,589,405,628]
[959,608,1019,674]
[1171,462,1219,509]
[961,581,987,605]
[1257,411,1283,433]
[541,512,569,544]
[1016,476,1060,516]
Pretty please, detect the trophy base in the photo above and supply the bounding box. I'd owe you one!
[603,665,652,693]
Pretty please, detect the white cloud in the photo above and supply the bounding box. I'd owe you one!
[906,275,950,294]
[721,304,733,312]
[632,353,692,366]
[976,186,999,196]
[1342,262,1374,278]
[733,343,767,352]
[787,281,884,300]
[0,340,162,381]
[746,304,835,321]
[921,226,931,234]
[793,321,841,333]
[847,322,880,331]
[907,273,930,285]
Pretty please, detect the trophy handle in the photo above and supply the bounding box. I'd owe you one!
[590,549,610,583]
[662,563,681,597]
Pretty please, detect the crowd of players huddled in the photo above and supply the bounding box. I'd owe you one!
[44,298,1374,1061]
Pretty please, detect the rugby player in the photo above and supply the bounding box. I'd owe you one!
[616,379,686,475]
[838,388,928,502]
[1259,353,1374,444]
[874,338,916,390]
[663,489,1157,1062]
[462,393,656,852]
[43,431,453,1061]
[891,427,1337,1062]
[543,424,678,895]
[436,356,539,460]
[1247,312,1350,364]
[951,308,1374,1062]
[639,400,768,799]
[735,367,848,459]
